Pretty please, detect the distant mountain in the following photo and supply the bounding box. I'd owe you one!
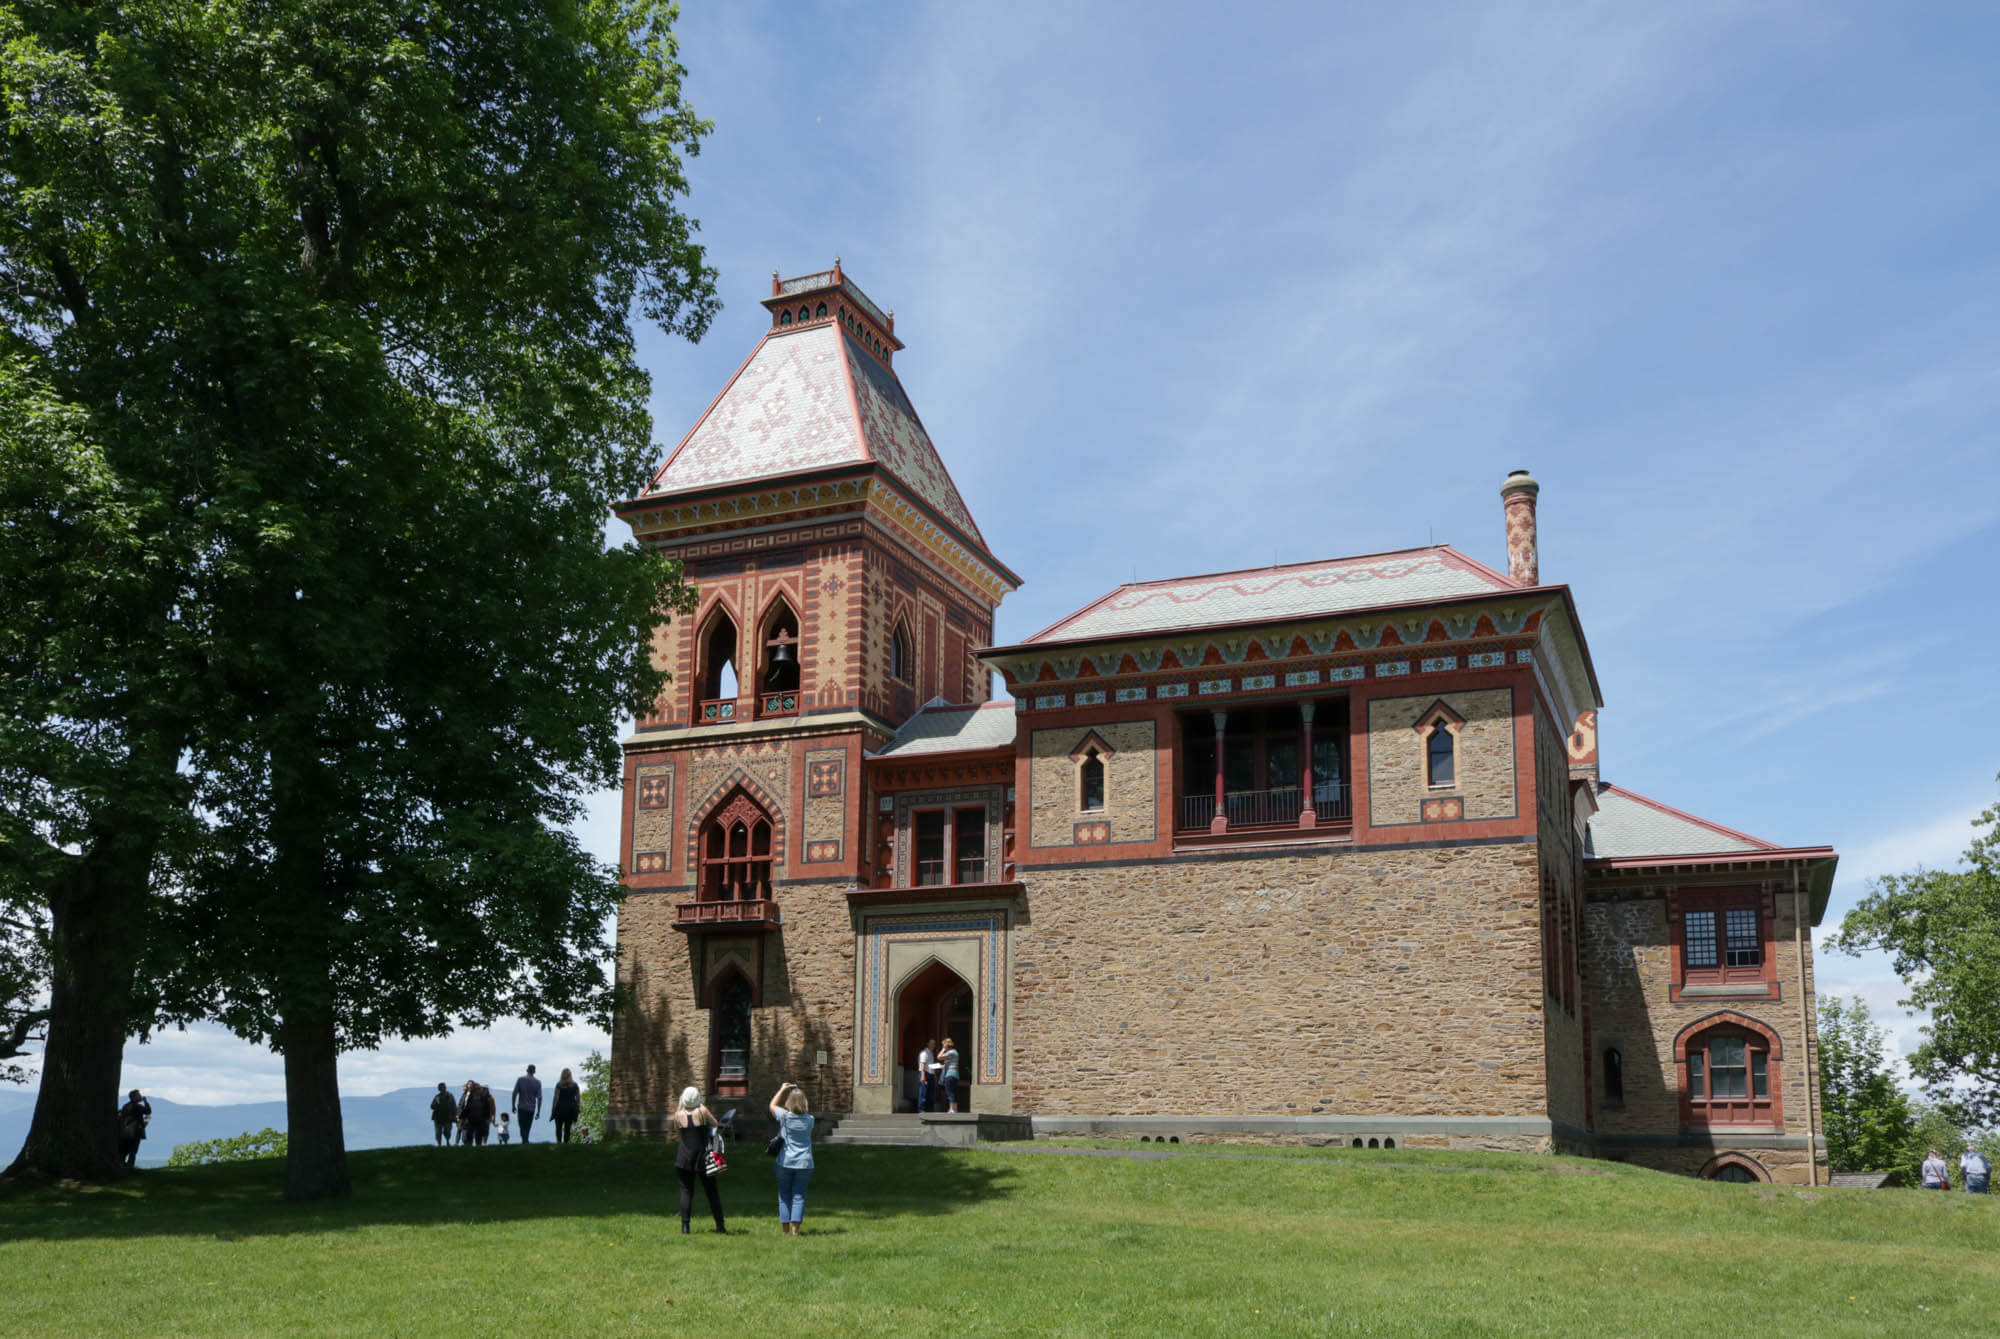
[0,1084,529,1167]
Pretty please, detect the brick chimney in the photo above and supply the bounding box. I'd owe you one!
[1500,470,1539,585]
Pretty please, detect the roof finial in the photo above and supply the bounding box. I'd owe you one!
[771,269,780,296]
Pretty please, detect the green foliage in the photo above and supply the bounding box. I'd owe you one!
[3,1143,1999,1337]
[578,1048,609,1137]
[168,1128,288,1168]
[1818,995,1917,1174]
[1830,788,2000,1123]
[0,0,715,1192]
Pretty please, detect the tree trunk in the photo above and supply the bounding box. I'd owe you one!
[280,1006,350,1200]
[3,853,142,1183]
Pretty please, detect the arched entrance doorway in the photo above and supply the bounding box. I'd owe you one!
[896,959,974,1112]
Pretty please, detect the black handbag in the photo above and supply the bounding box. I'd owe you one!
[767,1133,784,1157]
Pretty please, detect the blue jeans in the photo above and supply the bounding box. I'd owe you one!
[942,1074,958,1109]
[1967,1174,1990,1194]
[777,1165,813,1223]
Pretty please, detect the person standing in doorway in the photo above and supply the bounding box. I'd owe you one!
[550,1067,582,1143]
[938,1037,961,1114]
[915,1039,936,1114]
[430,1082,457,1146]
[512,1064,543,1144]
[769,1081,815,1236]
[672,1086,727,1234]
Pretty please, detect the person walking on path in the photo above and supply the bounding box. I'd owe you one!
[512,1065,543,1143]
[117,1089,152,1170]
[550,1068,582,1143]
[938,1037,961,1114]
[430,1083,458,1146]
[1921,1147,1951,1190]
[1961,1146,1992,1194]
[672,1086,727,1234]
[915,1040,936,1114]
[769,1081,816,1236]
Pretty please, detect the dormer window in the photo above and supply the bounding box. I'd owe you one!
[1426,720,1455,787]
[1080,748,1106,812]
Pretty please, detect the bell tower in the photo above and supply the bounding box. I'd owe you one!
[605,265,1018,1126]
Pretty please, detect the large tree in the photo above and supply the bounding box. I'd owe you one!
[1829,787,2000,1125]
[1816,995,1916,1175]
[1,0,713,1193]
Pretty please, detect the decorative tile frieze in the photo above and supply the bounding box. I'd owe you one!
[1241,674,1276,691]
[1420,656,1458,673]
[1156,683,1190,699]
[1468,652,1505,668]
[1114,686,1148,703]
[1330,665,1366,682]
[1034,693,1066,710]
[1073,690,1106,707]
[1283,670,1321,687]
[1375,661,1410,677]
[1197,678,1233,695]
[1515,650,1535,664]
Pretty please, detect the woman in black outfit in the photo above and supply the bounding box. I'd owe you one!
[551,1068,582,1143]
[672,1085,727,1234]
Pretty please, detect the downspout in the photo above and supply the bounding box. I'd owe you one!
[1794,865,1818,1187]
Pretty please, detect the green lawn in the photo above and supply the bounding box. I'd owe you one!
[3,1139,1994,1337]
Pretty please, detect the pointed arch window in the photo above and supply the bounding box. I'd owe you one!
[1080,748,1106,812]
[697,609,739,723]
[890,620,914,683]
[1426,720,1455,787]
[700,794,774,903]
[758,598,801,716]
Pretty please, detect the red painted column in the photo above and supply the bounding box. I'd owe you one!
[1299,702,1317,828]
[1210,710,1228,834]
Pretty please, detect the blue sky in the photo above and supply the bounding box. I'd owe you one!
[47,1,2000,1105]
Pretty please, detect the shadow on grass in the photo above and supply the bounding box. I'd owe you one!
[0,1141,1021,1243]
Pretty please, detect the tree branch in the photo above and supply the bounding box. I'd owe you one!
[0,1007,52,1062]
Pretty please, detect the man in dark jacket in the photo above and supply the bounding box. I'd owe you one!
[429,1082,458,1146]
[117,1089,152,1170]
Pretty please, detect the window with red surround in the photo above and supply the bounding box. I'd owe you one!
[912,806,988,887]
[1671,888,1776,998]
[1676,1014,1782,1129]
[700,793,774,902]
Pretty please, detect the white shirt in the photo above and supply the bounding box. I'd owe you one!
[918,1048,934,1074]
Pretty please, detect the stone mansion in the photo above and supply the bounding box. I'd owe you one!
[606,265,1838,1183]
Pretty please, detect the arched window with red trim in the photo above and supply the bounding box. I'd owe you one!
[700,793,774,902]
[1678,1015,1782,1128]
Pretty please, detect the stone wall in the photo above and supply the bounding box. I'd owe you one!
[1535,704,1586,1127]
[1009,842,1548,1117]
[609,883,859,1136]
[1366,688,1516,826]
[1582,876,1826,1180]
[1025,719,1157,849]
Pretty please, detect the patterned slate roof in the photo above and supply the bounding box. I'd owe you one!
[1026,546,1520,644]
[1585,783,1778,860]
[874,699,1018,758]
[644,322,985,544]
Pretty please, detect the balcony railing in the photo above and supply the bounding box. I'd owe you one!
[759,691,799,718]
[672,898,781,931]
[716,1048,747,1083]
[1177,784,1352,833]
[697,698,737,724]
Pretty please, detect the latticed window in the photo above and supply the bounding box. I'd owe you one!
[1681,892,1765,986]
[700,794,774,902]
